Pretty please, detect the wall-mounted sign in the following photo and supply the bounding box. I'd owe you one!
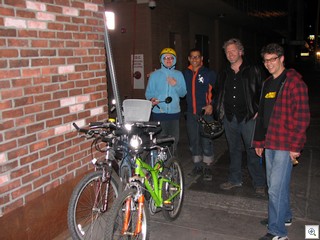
[131,54,145,89]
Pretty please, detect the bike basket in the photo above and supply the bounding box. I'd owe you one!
[123,99,152,122]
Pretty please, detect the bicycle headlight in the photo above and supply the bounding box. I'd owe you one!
[129,135,142,149]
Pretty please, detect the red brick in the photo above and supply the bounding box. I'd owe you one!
[0,119,14,131]
[18,30,37,39]
[33,175,51,189]
[39,31,55,39]
[71,17,85,24]
[46,118,62,128]
[31,58,49,67]
[21,170,41,184]
[56,31,72,39]
[24,85,44,95]
[9,59,30,68]
[7,146,28,161]
[16,9,35,18]
[26,122,45,134]
[0,49,19,58]
[2,108,24,119]
[20,49,39,57]
[0,6,14,16]
[46,5,62,14]
[47,22,64,30]
[36,111,54,121]
[40,49,56,56]
[0,59,7,68]
[21,68,41,77]
[0,28,17,37]
[15,114,35,126]
[10,166,30,179]
[42,162,59,174]
[0,179,20,195]
[0,161,18,174]
[17,134,37,147]
[24,104,43,115]
[44,100,60,110]
[4,0,26,7]
[39,146,55,158]
[29,140,48,152]
[7,38,28,47]
[14,96,34,107]
[0,100,12,110]
[31,40,48,48]
[50,57,65,65]
[12,184,32,200]
[20,152,39,165]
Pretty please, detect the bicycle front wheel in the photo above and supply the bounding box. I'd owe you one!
[105,188,150,240]
[67,170,120,240]
[162,157,184,221]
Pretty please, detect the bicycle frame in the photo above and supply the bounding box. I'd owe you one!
[133,155,181,208]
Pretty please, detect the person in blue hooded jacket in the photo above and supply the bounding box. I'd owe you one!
[145,48,187,152]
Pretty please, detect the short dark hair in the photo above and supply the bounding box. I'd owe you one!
[260,43,284,58]
[189,48,202,56]
[223,38,244,54]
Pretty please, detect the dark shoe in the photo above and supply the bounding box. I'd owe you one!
[260,218,292,227]
[255,186,266,197]
[259,233,288,240]
[203,168,212,181]
[187,166,203,177]
[220,181,242,190]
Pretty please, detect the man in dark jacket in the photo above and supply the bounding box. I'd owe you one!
[253,43,310,240]
[215,38,266,195]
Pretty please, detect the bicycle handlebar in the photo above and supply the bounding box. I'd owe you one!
[154,136,175,144]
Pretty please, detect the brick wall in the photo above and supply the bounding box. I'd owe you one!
[0,0,107,218]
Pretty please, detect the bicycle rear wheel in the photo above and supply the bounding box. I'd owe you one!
[67,170,120,240]
[162,157,184,221]
[105,188,150,240]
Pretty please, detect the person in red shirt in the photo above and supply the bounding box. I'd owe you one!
[253,43,310,240]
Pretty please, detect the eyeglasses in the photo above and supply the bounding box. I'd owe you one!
[263,56,279,64]
[189,55,201,60]
[163,56,174,60]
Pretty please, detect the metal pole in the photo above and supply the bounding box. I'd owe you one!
[103,13,123,124]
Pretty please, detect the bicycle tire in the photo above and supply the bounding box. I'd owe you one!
[105,188,150,240]
[161,157,184,221]
[67,170,120,240]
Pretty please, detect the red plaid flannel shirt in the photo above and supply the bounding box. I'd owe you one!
[252,69,310,152]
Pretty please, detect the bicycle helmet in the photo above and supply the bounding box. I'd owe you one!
[159,47,177,69]
[198,116,224,139]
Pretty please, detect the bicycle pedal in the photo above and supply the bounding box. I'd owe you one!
[163,201,173,210]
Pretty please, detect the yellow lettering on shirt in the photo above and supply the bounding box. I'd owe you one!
[265,92,277,99]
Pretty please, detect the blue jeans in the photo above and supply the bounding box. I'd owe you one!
[223,116,266,187]
[265,149,292,237]
[186,112,214,165]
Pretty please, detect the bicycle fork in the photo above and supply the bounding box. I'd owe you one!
[121,194,145,236]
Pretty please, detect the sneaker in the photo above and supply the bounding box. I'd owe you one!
[203,168,212,181]
[259,233,289,240]
[260,218,292,227]
[187,166,203,177]
[255,186,266,197]
[220,181,242,190]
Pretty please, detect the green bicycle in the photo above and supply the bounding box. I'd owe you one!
[105,121,184,240]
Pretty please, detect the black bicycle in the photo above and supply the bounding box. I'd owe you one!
[67,121,124,240]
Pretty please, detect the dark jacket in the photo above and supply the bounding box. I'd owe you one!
[215,60,264,122]
[183,65,217,115]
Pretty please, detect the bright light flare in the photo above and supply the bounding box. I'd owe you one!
[105,11,115,30]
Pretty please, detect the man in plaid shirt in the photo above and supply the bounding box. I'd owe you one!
[253,43,310,240]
